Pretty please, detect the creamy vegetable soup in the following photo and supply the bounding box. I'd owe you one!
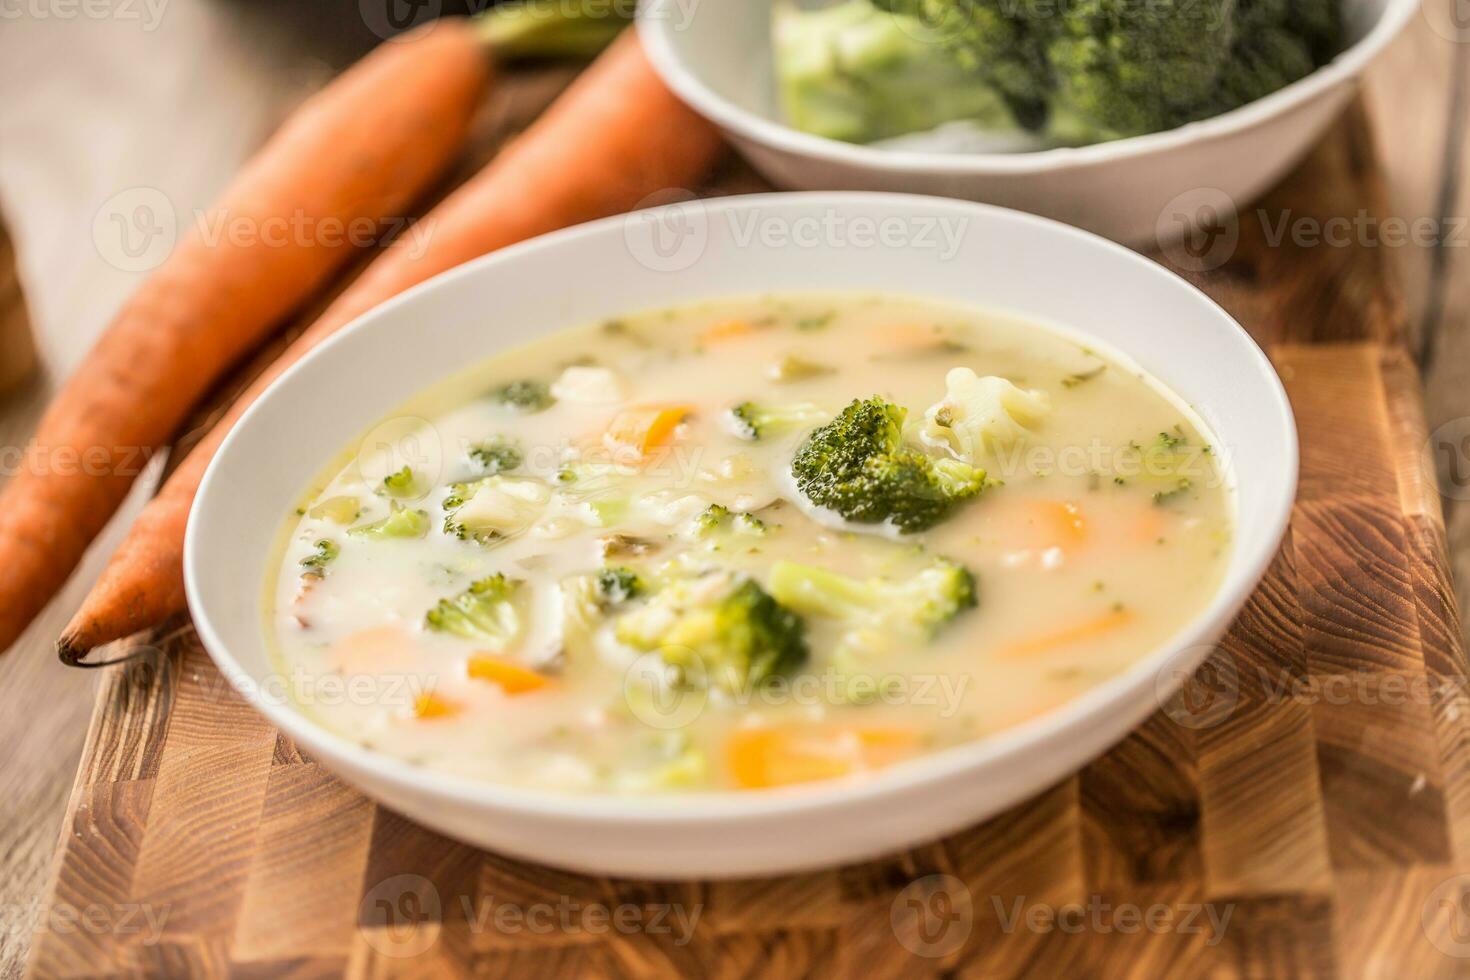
[266,293,1230,793]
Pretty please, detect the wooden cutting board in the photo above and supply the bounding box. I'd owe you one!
[25,68,1470,977]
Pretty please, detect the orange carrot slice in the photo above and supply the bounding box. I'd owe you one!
[413,692,461,720]
[727,725,920,789]
[604,404,694,458]
[697,319,755,345]
[466,653,548,694]
[996,608,1133,660]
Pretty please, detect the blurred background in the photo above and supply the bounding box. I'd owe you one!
[0,0,1464,973]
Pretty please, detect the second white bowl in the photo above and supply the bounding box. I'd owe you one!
[638,0,1417,246]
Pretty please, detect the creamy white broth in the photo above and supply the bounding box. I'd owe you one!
[265,293,1230,793]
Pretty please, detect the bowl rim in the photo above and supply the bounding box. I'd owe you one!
[186,191,1298,826]
[636,0,1419,175]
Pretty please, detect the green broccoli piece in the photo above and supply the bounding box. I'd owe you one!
[728,401,828,441]
[596,566,646,606]
[769,557,976,690]
[380,465,422,498]
[347,503,429,540]
[491,379,555,414]
[774,0,1022,143]
[467,437,522,475]
[791,396,987,532]
[692,504,769,543]
[884,0,1341,142]
[768,557,977,637]
[425,573,524,646]
[440,476,547,544]
[614,571,808,693]
[298,539,339,576]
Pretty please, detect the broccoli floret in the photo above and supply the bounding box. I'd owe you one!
[691,504,770,543]
[614,571,807,693]
[791,396,987,532]
[425,573,524,646]
[347,503,429,540]
[380,466,422,498]
[727,401,828,441]
[298,539,339,576]
[491,379,555,414]
[774,0,1023,143]
[884,0,1341,142]
[769,557,976,686]
[596,566,646,606]
[467,437,522,475]
[442,476,548,543]
[769,557,977,637]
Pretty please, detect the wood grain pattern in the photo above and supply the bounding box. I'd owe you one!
[24,72,1470,979]
[0,218,35,398]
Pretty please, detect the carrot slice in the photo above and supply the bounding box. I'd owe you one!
[995,608,1134,660]
[413,693,462,720]
[57,35,724,661]
[697,319,755,345]
[604,404,694,458]
[466,654,548,694]
[1034,500,1087,548]
[727,725,920,789]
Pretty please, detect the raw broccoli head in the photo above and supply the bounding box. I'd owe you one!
[874,0,1058,128]
[791,397,986,532]
[614,572,808,693]
[885,0,1340,142]
[425,573,523,646]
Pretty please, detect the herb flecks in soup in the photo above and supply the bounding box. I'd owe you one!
[267,294,1230,793]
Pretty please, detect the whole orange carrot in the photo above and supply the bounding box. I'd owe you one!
[58,34,725,662]
[0,21,492,656]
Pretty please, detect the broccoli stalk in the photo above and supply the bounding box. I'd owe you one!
[614,571,808,693]
[727,401,828,441]
[791,396,987,532]
[348,502,429,540]
[773,0,1022,143]
[769,557,977,637]
[768,557,977,680]
[425,573,524,647]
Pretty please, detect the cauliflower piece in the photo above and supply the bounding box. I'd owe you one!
[551,365,626,404]
[919,368,1049,462]
[445,477,550,542]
